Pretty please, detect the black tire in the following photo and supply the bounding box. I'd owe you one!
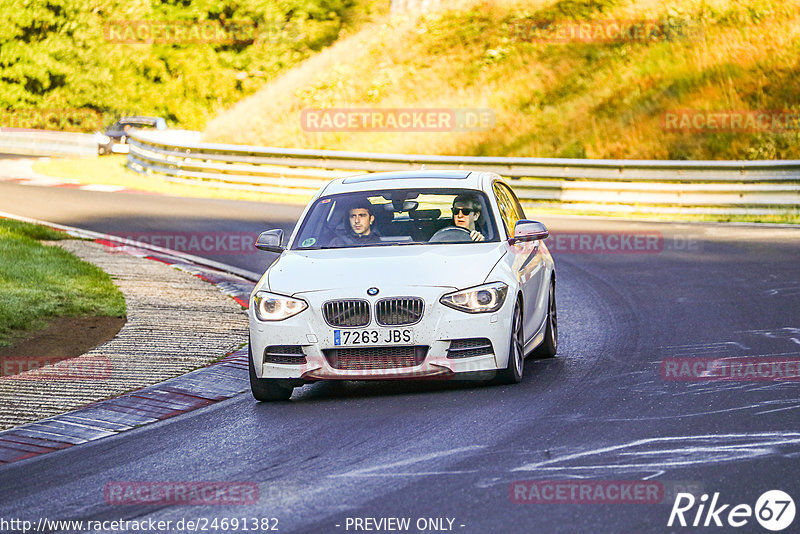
[532,279,557,359]
[497,301,524,384]
[248,343,294,401]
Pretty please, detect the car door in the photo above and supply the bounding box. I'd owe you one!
[493,181,548,345]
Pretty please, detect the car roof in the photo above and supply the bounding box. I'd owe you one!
[322,170,494,196]
[112,117,165,126]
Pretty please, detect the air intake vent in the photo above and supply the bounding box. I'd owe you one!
[375,297,424,326]
[264,345,307,365]
[447,338,494,359]
[323,299,370,327]
[323,346,428,370]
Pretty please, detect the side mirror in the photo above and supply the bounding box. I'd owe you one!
[255,229,285,253]
[508,220,549,245]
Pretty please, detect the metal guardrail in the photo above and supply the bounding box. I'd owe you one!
[128,130,800,215]
[0,129,97,157]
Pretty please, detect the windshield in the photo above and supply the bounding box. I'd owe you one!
[111,118,165,129]
[291,188,499,250]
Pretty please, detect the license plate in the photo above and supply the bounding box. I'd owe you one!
[333,329,414,346]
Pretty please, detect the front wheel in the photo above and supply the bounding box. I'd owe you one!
[248,343,294,401]
[532,279,557,359]
[497,302,524,384]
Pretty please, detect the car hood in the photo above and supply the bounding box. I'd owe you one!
[267,244,506,295]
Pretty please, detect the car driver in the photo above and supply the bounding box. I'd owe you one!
[452,194,485,242]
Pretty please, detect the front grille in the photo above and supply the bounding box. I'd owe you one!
[375,297,424,326]
[264,345,307,365]
[323,299,370,327]
[447,338,494,359]
[323,346,428,370]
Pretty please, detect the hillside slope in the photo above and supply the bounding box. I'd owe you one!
[204,0,800,160]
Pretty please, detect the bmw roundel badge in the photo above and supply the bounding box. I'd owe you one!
[367,287,379,296]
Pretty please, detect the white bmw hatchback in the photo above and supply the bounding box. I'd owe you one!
[248,170,557,400]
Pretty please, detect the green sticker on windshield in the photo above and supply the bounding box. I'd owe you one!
[301,238,316,247]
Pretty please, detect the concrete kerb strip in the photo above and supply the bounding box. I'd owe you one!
[0,213,260,466]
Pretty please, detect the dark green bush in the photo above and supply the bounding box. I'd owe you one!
[0,0,375,131]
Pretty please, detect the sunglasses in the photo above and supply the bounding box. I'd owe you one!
[453,207,476,215]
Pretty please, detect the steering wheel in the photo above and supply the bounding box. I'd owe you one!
[429,226,472,243]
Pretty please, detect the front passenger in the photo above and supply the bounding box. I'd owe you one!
[329,201,382,246]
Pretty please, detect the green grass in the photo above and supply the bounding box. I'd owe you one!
[0,219,126,347]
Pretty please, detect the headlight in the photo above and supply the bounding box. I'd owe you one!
[252,291,308,321]
[440,282,508,314]
[94,132,111,144]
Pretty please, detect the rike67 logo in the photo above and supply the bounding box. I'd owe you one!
[668,490,795,531]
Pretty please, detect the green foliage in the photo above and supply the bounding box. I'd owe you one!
[557,140,587,158]
[413,0,800,160]
[0,219,126,346]
[526,0,620,22]
[0,0,373,130]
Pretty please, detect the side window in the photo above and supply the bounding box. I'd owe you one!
[507,184,526,220]
[493,182,524,237]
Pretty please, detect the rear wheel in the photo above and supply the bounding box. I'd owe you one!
[532,279,557,359]
[497,302,524,384]
[248,342,294,401]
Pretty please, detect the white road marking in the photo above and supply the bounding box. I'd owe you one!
[755,404,800,416]
[331,470,480,477]
[80,184,125,192]
[18,178,64,186]
[512,432,800,473]
[741,327,800,338]
[604,402,798,420]
[331,445,486,477]
[763,286,800,296]
[641,471,666,480]
[660,341,749,356]
[661,342,748,349]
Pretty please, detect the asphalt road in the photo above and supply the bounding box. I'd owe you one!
[0,181,303,274]
[1,182,799,534]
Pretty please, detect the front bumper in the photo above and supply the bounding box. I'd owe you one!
[249,286,514,381]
